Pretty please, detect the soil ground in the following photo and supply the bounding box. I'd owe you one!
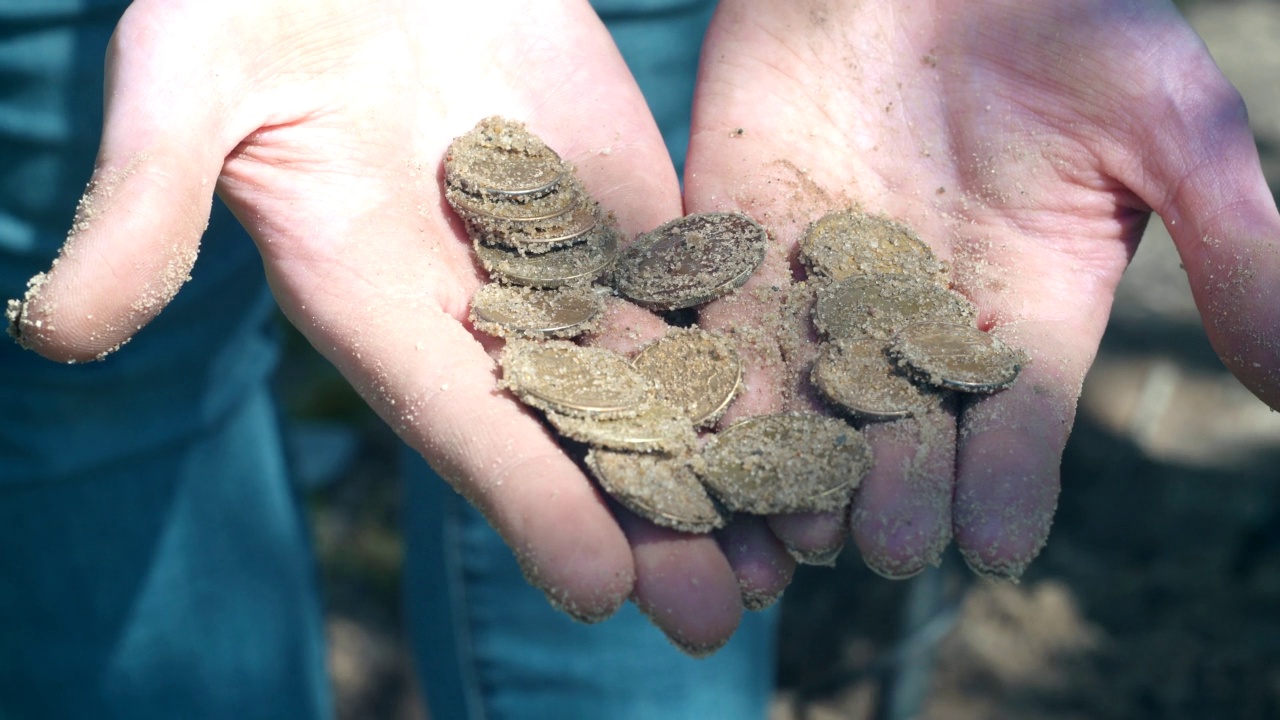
[286,1,1280,717]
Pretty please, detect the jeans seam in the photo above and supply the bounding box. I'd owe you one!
[442,490,488,720]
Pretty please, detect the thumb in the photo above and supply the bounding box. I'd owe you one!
[7,5,237,362]
[1124,45,1280,408]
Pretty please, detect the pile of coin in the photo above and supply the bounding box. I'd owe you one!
[445,117,619,339]
[441,117,1025,539]
[800,212,1027,420]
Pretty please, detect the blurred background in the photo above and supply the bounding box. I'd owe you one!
[277,1,1280,717]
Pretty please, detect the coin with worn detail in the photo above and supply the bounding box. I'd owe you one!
[586,449,726,534]
[499,340,651,419]
[699,413,873,514]
[473,223,618,287]
[444,116,568,197]
[468,203,600,253]
[470,284,601,339]
[811,337,941,420]
[631,328,742,427]
[812,273,976,341]
[546,400,697,453]
[613,212,768,310]
[889,321,1026,393]
[800,211,948,283]
[447,182,581,222]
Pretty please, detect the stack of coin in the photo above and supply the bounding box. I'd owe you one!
[498,336,733,534]
[800,211,1027,420]
[444,117,620,339]
[442,118,881,535]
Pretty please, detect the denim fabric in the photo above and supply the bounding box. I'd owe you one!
[403,453,777,720]
[0,386,331,720]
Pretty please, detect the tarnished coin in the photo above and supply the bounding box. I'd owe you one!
[447,181,581,222]
[499,340,651,419]
[799,211,948,283]
[889,321,1026,393]
[473,223,618,287]
[468,203,600,253]
[631,328,742,427]
[470,284,601,339]
[444,116,568,197]
[811,337,941,420]
[586,449,726,534]
[812,273,976,341]
[613,212,768,310]
[545,400,697,453]
[699,413,873,514]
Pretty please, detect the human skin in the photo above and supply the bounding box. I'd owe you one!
[686,0,1280,579]
[8,0,1279,653]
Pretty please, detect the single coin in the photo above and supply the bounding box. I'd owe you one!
[586,449,727,534]
[451,154,566,198]
[499,340,651,419]
[889,321,1026,393]
[812,273,976,341]
[699,413,873,514]
[444,116,568,197]
[469,203,600,253]
[546,400,697,453]
[811,337,941,420]
[469,284,601,339]
[799,211,948,283]
[447,182,580,222]
[613,212,768,310]
[473,223,619,287]
[630,328,742,427]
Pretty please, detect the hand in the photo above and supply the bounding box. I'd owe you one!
[685,0,1280,578]
[6,0,781,652]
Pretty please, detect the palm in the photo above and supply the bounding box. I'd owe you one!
[687,0,1280,576]
[14,0,767,649]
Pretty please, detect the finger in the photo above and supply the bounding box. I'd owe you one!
[716,514,796,610]
[7,6,235,360]
[617,510,743,656]
[1117,43,1280,409]
[953,319,1096,579]
[851,410,956,579]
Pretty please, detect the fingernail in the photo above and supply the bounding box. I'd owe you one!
[785,541,844,567]
[741,586,785,611]
[960,548,1029,583]
[665,631,730,658]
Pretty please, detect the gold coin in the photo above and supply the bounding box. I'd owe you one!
[699,413,872,514]
[499,340,651,419]
[447,182,581,222]
[799,211,948,283]
[812,273,976,341]
[613,212,768,310]
[468,203,600,253]
[444,116,568,197]
[889,321,1026,393]
[811,338,941,420]
[586,449,727,534]
[630,328,742,427]
[545,400,697,453]
[469,284,601,339]
[473,223,619,287]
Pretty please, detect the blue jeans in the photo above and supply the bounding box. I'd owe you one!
[403,453,778,720]
[0,386,331,720]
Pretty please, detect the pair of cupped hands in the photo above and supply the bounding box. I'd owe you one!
[14,0,1280,653]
